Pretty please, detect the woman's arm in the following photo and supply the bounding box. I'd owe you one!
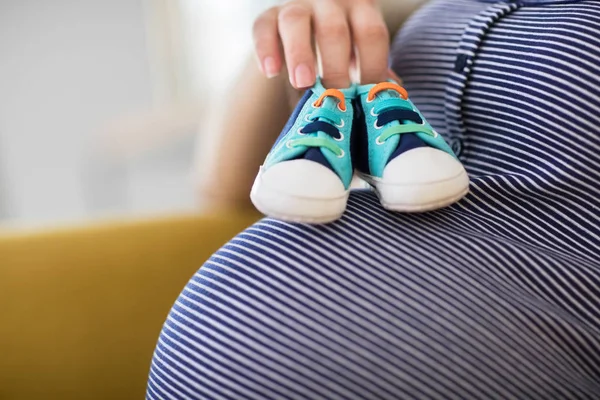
[197,61,292,212]
[197,0,430,211]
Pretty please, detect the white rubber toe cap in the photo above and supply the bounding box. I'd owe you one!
[365,147,469,212]
[260,160,346,199]
[383,147,465,185]
[251,160,349,223]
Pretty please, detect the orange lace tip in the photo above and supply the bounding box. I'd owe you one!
[313,89,347,111]
[367,82,409,102]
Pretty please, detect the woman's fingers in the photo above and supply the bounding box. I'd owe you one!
[314,0,352,88]
[349,1,390,84]
[252,7,282,78]
[278,2,316,88]
[254,0,390,87]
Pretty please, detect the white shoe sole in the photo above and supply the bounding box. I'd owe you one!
[358,169,470,212]
[251,167,349,224]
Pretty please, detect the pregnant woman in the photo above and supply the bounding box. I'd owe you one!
[148,1,600,398]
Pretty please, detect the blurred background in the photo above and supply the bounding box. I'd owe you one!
[0,0,274,227]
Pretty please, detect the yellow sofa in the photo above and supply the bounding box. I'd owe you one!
[0,213,257,400]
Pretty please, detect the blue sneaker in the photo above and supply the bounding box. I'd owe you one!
[251,79,355,223]
[354,81,469,211]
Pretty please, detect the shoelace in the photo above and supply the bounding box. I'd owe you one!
[367,82,437,145]
[286,89,346,158]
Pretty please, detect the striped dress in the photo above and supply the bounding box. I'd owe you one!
[148,0,600,398]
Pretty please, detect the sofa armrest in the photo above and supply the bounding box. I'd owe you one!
[0,213,256,400]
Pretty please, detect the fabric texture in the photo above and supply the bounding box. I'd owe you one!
[148,0,600,398]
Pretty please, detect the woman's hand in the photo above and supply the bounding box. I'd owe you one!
[253,0,390,89]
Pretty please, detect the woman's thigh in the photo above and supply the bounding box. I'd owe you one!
[147,192,600,400]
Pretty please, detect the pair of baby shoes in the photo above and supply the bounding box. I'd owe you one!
[251,78,469,223]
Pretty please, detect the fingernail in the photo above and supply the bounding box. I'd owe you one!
[263,57,278,78]
[294,64,314,88]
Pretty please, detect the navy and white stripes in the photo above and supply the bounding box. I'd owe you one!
[149,0,600,398]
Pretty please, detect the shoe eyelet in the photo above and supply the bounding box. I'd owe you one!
[297,127,306,135]
[366,97,374,104]
[375,136,384,145]
[335,119,345,128]
[374,121,383,130]
[370,108,378,117]
[337,104,347,112]
[304,115,313,122]
[286,140,294,148]
[334,132,344,142]
[337,149,345,158]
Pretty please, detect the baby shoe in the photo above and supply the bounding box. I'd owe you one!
[251,78,355,223]
[353,81,469,211]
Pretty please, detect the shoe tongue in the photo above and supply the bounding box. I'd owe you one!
[373,90,401,128]
[301,148,334,171]
[313,96,340,124]
[388,133,427,165]
[372,89,400,101]
[371,88,428,163]
[371,89,406,122]
[321,95,338,107]
[299,95,339,171]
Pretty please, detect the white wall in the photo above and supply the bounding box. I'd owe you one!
[0,0,275,226]
[0,0,156,224]
[179,0,273,96]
